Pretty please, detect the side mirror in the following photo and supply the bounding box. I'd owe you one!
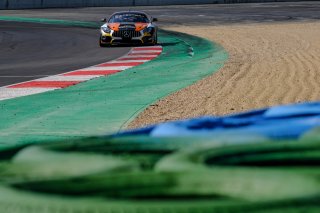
[152,18,158,22]
[101,18,107,22]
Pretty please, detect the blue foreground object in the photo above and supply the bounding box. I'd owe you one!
[1,102,319,213]
[121,102,320,139]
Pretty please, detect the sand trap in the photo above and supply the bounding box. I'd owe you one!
[129,21,320,129]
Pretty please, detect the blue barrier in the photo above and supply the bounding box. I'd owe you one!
[120,102,320,139]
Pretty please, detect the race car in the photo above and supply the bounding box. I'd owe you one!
[99,11,158,47]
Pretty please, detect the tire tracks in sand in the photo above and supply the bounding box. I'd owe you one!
[129,22,320,129]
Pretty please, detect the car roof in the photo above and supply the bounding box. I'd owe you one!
[110,11,150,17]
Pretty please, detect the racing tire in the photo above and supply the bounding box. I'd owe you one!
[99,38,110,47]
[153,34,158,45]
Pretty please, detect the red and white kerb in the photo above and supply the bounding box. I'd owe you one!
[0,46,162,101]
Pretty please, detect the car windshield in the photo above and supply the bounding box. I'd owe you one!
[109,13,149,23]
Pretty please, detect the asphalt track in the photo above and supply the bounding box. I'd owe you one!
[1,1,320,86]
[0,21,130,87]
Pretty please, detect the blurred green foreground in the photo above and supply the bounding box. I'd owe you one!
[0,127,319,213]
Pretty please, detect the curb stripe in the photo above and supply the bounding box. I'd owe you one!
[80,66,132,71]
[125,54,159,58]
[0,46,162,100]
[118,57,156,61]
[39,75,98,81]
[63,70,121,76]
[131,50,162,54]
[128,52,160,56]
[9,81,81,88]
[0,88,55,101]
[112,60,149,63]
[133,47,163,51]
[97,62,144,67]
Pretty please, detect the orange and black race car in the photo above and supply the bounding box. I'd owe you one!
[99,11,158,47]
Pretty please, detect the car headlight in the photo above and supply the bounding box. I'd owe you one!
[101,26,111,33]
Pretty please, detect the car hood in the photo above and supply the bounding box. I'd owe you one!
[102,22,151,31]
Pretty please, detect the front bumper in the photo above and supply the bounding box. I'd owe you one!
[100,31,155,45]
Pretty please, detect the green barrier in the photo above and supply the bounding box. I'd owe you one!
[1,139,318,200]
[1,184,318,213]
[0,136,319,212]
[155,140,320,201]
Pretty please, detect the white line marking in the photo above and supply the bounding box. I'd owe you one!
[133,46,162,49]
[0,88,55,101]
[80,66,133,71]
[124,55,159,58]
[38,75,100,81]
[131,50,162,54]
[112,60,149,63]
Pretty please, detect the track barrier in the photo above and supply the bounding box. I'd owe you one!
[0,0,305,9]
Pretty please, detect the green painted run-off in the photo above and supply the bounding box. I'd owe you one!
[0,17,228,149]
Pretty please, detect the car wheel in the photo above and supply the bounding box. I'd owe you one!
[153,34,158,45]
[99,37,110,47]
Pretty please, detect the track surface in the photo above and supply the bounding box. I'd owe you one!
[0,21,130,87]
[1,1,319,86]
